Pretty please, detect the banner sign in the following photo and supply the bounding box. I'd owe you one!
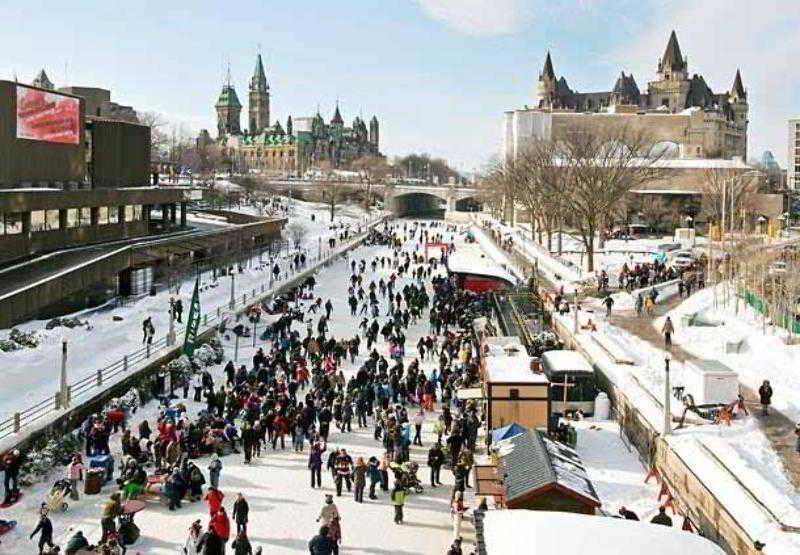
[182,279,201,357]
[16,85,80,145]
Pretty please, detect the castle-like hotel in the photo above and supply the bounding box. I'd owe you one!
[199,54,380,176]
[504,31,748,161]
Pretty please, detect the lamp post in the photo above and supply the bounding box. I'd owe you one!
[663,352,672,436]
[229,272,236,310]
[167,297,176,346]
[60,339,69,409]
[573,286,581,334]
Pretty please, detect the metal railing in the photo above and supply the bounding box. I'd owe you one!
[0,216,385,444]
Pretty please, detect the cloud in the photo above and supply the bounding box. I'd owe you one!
[608,0,800,164]
[413,0,534,37]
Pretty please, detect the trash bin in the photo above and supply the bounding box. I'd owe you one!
[594,392,611,420]
[90,455,115,484]
[84,468,104,495]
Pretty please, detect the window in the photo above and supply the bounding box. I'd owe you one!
[108,206,119,224]
[31,209,60,231]
[662,98,670,108]
[98,206,109,225]
[125,205,142,221]
[3,213,23,234]
[31,210,46,232]
[68,207,91,227]
[46,210,60,230]
[509,388,520,400]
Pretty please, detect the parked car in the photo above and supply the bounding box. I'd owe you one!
[657,242,682,252]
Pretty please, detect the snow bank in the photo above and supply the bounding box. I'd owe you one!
[482,509,725,554]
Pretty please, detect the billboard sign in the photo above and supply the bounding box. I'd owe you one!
[16,85,80,145]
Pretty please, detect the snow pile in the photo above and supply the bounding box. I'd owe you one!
[662,287,800,422]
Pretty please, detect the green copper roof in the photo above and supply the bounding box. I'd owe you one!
[215,85,242,109]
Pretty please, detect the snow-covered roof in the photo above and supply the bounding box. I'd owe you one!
[650,158,753,169]
[541,350,594,374]
[447,248,516,285]
[483,336,526,356]
[630,189,701,195]
[486,355,548,384]
[481,510,726,555]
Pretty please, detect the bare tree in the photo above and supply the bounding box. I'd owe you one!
[635,194,672,232]
[352,154,389,209]
[139,111,170,161]
[700,168,759,228]
[317,161,346,222]
[560,123,663,271]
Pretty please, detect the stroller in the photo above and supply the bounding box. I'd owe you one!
[390,461,424,494]
[43,479,72,513]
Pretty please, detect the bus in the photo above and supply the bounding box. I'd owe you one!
[541,350,596,416]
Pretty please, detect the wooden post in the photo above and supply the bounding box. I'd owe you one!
[97,369,103,387]
[13,413,20,433]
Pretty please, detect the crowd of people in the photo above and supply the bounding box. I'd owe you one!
[2,219,488,555]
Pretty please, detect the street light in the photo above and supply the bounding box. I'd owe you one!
[229,271,236,310]
[663,352,672,436]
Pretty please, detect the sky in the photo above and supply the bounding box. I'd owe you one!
[1,0,798,172]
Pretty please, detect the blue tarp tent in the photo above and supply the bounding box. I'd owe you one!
[491,422,527,443]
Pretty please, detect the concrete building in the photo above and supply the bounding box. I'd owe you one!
[0,76,284,326]
[58,86,138,123]
[789,118,800,191]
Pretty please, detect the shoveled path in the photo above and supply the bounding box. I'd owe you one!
[611,298,800,491]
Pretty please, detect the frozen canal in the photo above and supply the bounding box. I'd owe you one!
[1,219,469,554]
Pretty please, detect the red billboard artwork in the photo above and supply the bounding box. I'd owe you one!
[16,85,80,145]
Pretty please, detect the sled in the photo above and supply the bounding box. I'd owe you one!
[0,492,22,508]
[0,520,16,535]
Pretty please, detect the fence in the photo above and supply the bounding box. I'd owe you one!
[0,216,386,444]
[743,288,800,334]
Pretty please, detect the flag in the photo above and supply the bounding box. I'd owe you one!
[183,278,201,357]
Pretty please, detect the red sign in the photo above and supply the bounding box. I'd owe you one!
[16,85,80,145]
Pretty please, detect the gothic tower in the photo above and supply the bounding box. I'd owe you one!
[647,30,691,111]
[535,52,557,109]
[729,68,749,157]
[215,69,242,138]
[32,69,54,90]
[249,53,270,135]
[657,30,688,81]
[369,116,379,150]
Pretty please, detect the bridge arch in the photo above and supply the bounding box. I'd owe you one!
[390,191,447,217]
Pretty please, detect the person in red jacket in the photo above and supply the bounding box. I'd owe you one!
[209,506,231,550]
[204,485,225,514]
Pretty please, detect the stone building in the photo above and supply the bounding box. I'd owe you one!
[202,55,381,176]
[505,31,748,161]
